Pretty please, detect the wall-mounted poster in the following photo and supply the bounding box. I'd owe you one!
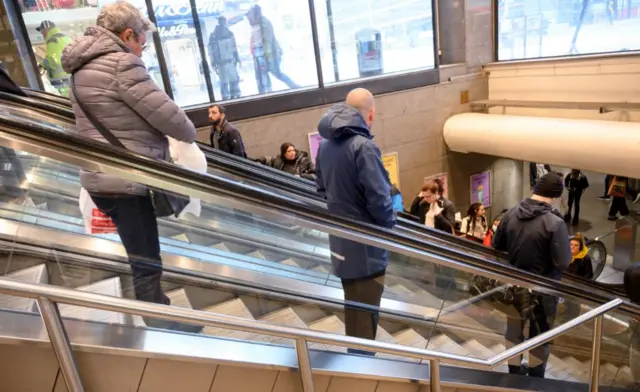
[307,132,323,163]
[470,170,492,207]
[424,172,448,198]
[382,152,400,189]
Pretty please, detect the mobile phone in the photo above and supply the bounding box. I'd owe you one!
[437,199,444,208]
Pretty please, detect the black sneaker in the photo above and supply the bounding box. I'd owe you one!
[608,216,618,221]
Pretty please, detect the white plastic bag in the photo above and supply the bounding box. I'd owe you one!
[168,137,207,218]
[78,188,118,235]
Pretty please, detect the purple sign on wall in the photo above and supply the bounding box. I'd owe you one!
[470,170,491,207]
[307,132,323,163]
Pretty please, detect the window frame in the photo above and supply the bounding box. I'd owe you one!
[11,0,440,124]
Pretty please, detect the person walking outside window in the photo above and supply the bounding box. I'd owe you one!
[564,169,589,226]
[315,88,395,355]
[492,172,571,378]
[37,20,72,96]
[208,16,241,100]
[209,104,247,158]
[245,5,299,94]
[62,1,200,333]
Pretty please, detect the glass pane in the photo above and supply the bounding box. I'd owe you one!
[497,0,640,61]
[192,0,318,102]
[17,0,168,97]
[314,0,435,84]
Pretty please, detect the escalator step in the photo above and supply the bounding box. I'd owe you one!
[202,298,255,339]
[58,277,128,325]
[393,329,427,349]
[171,233,190,243]
[246,251,266,260]
[253,307,308,345]
[0,264,48,312]
[311,265,329,274]
[427,335,471,360]
[308,315,346,352]
[279,259,300,268]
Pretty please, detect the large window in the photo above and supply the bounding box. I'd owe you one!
[497,0,640,60]
[314,0,435,84]
[13,0,436,108]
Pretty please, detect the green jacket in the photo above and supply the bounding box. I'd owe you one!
[43,27,72,84]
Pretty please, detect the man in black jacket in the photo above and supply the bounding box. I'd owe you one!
[493,172,571,379]
[209,104,247,158]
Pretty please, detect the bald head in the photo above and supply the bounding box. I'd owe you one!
[346,88,375,127]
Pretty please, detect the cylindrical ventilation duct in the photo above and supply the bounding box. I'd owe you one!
[443,113,640,178]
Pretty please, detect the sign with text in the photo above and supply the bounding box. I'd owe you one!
[382,152,400,189]
[424,172,448,198]
[307,132,323,164]
[470,170,492,207]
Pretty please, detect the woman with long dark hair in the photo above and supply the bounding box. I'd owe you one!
[460,202,488,241]
[258,142,315,180]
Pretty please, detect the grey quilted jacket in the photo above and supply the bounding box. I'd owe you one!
[61,26,196,195]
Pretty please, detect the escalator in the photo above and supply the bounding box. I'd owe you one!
[0,103,638,391]
[1,88,626,298]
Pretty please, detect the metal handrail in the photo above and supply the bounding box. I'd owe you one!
[0,278,623,392]
[0,96,629,301]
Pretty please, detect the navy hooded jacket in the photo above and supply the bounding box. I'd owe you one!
[315,103,395,279]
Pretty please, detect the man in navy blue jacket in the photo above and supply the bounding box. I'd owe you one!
[315,88,395,354]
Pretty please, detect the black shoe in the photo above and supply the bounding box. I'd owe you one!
[528,363,546,378]
[564,214,571,223]
[572,219,579,226]
[608,216,618,221]
[508,365,522,375]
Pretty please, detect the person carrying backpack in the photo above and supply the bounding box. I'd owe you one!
[608,176,630,220]
[564,169,589,226]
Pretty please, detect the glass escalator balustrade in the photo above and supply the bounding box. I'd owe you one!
[0,103,636,389]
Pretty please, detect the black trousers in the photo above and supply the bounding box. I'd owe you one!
[341,268,386,355]
[609,196,629,217]
[566,191,583,221]
[505,294,558,378]
[91,194,168,305]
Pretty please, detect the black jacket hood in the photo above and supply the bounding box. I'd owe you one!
[515,198,555,221]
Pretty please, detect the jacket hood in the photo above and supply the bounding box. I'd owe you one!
[213,24,232,38]
[514,198,555,221]
[62,26,129,74]
[317,103,372,141]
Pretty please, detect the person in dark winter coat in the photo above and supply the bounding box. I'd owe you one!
[258,142,315,180]
[315,88,395,354]
[409,180,456,234]
[208,104,247,158]
[567,234,593,279]
[564,169,589,226]
[529,162,552,188]
[208,16,241,100]
[493,172,571,379]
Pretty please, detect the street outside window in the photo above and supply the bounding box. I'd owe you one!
[497,0,640,60]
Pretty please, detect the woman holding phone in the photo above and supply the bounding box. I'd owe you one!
[410,180,456,234]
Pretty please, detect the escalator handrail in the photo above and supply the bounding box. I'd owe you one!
[2,91,625,298]
[0,115,638,319]
[0,276,624,371]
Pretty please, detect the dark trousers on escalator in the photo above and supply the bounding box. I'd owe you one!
[90,194,168,305]
[505,294,558,378]
[609,196,629,218]
[341,268,386,355]
[566,191,582,222]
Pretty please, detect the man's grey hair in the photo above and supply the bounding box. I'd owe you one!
[97,1,156,36]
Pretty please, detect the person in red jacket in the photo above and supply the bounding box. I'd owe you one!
[483,210,508,247]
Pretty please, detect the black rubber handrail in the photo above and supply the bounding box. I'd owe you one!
[0,114,637,319]
[11,91,628,292]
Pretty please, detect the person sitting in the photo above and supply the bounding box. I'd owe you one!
[567,234,594,280]
[409,180,456,234]
[257,142,315,180]
[460,202,488,242]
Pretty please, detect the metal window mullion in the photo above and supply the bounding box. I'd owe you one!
[432,0,441,68]
[307,0,325,88]
[144,0,174,100]
[325,0,340,82]
[7,0,43,90]
[189,0,215,103]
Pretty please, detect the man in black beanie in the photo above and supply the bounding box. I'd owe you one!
[492,172,571,379]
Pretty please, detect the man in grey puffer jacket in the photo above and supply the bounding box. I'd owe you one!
[62,1,199,333]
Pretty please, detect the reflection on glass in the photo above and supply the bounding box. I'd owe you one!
[314,0,435,84]
[497,0,640,60]
[195,0,318,102]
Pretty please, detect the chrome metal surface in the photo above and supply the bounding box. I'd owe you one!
[295,338,315,392]
[589,316,604,392]
[0,277,624,371]
[430,359,441,392]
[36,298,85,392]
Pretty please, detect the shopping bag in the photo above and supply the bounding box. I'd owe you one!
[168,138,207,218]
[78,188,118,235]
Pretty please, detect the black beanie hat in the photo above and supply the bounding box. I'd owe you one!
[534,172,564,199]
